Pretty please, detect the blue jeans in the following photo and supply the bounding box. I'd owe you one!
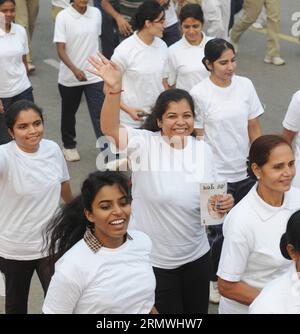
[162,22,181,47]
[58,82,105,149]
[0,87,34,145]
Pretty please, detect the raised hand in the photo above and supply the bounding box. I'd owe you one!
[87,53,122,90]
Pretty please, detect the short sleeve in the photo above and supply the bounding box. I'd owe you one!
[96,9,102,36]
[57,147,70,183]
[19,25,29,55]
[167,48,177,86]
[111,44,128,74]
[43,271,82,314]
[247,80,264,120]
[162,48,168,79]
[282,91,300,132]
[190,86,204,129]
[217,209,252,282]
[53,11,67,43]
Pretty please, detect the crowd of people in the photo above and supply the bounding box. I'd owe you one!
[0,0,299,314]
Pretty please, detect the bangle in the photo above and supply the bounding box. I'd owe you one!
[108,89,124,95]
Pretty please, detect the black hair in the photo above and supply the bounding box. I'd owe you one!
[5,100,44,130]
[247,135,292,180]
[131,0,165,31]
[143,88,195,133]
[43,171,130,263]
[202,38,235,71]
[280,210,300,259]
[0,0,15,5]
[179,4,204,25]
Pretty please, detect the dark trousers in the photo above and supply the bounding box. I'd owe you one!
[153,251,211,314]
[58,81,104,149]
[208,177,255,281]
[94,0,120,59]
[0,256,53,314]
[0,87,34,145]
[162,22,181,47]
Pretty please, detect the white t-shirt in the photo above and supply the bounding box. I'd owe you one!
[54,5,103,87]
[167,33,213,91]
[164,1,178,28]
[43,230,156,314]
[0,23,31,98]
[0,140,70,260]
[217,185,300,314]
[111,33,168,128]
[190,75,264,182]
[119,127,218,269]
[249,264,300,314]
[282,90,300,188]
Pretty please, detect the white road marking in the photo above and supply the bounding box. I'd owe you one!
[43,58,60,69]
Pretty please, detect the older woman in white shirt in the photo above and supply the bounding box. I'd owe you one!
[249,209,300,314]
[217,135,300,314]
[87,51,234,313]
[167,4,213,91]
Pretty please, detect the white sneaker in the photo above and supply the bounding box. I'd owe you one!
[264,56,285,66]
[209,281,221,304]
[62,148,80,162]
[252,22,264,29]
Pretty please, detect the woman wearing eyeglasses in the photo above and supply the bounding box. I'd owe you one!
[110,0,168,128]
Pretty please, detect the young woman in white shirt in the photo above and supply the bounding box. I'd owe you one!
[43,171,157,314]
[54,0,104,161]
[0,0,33,145]
[190,38,264,301]
[282,90,300,188]
[167,4,213,91]
[217,134,300,314]
[0,100,72,314]
[249,209,300,314]
[111,0,168,129]
[87,53,234,313]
